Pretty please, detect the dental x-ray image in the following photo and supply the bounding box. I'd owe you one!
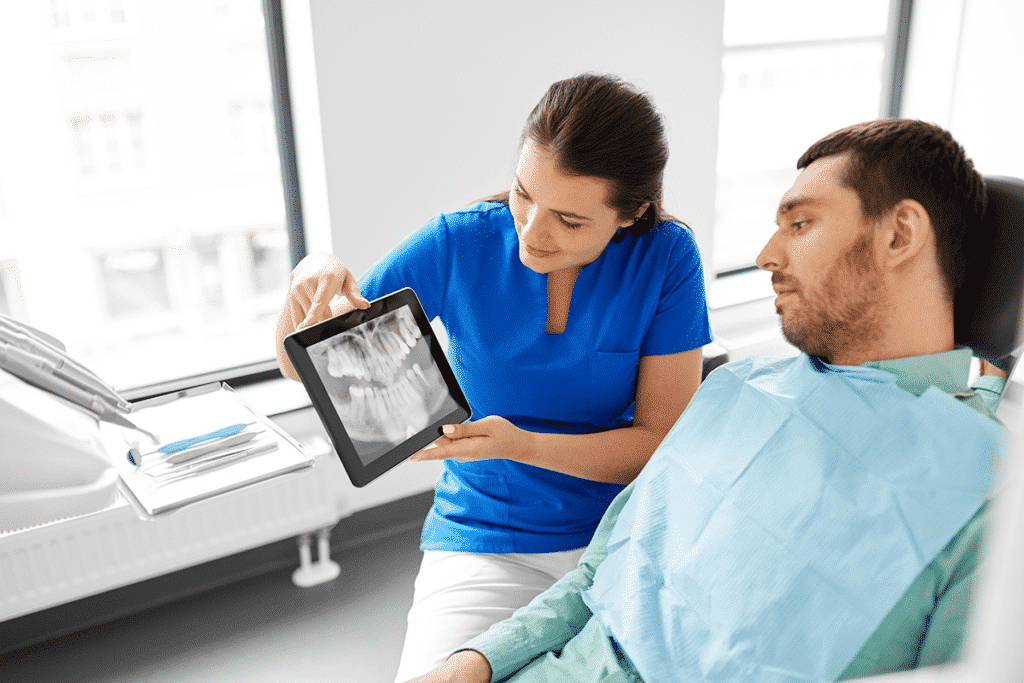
[307,305,460,465]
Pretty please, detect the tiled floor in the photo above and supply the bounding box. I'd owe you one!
[0,526,423,683]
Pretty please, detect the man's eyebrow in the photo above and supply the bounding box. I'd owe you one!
[774,197,818,225]
[514,175,593,222]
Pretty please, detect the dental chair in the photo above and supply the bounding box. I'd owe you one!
[863,174,1024,683]
[701,341,729,379]
[954,175,1024,372]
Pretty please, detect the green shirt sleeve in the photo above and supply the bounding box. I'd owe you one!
[462,482,636,683]
[970,374,1007,415]
[837,503,987,680]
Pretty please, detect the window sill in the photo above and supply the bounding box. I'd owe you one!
[121,357,311,418]
[232,374,312,417]
[708,268,775,310]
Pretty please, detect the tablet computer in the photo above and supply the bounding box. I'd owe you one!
[284,288,471,487]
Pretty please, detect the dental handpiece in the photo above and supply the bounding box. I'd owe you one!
[0,341,158,441]
[0,325,131,412]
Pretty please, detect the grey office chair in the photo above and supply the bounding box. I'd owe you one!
[954,176,1024,371]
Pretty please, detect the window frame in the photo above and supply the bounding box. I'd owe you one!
[126,0,918,397]
[122,0,305,402]
[708,0,914,300]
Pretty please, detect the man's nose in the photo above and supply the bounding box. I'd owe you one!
[756,229,785,272]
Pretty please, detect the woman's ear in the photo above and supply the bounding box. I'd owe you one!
[634,202,651,222]
[621,202,652,229]
[879,198,932,270]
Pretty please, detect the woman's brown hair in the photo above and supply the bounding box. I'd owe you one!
[480,73,685,239]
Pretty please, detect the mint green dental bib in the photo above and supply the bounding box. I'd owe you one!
[582,354,1001,683]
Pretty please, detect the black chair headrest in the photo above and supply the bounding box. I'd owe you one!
[954,175,1024,371]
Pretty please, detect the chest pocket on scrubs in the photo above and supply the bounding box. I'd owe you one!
[587,350,640,425]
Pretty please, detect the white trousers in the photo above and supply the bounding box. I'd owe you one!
[393,547,587,683]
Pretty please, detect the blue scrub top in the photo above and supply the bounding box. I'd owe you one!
[359,202,712,552]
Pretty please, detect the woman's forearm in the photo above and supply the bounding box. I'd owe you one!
[520,350,705,483]
[522,425,667,484]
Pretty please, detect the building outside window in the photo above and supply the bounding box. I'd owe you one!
[248,229,290,296]
[230,100,276,169]
[70,111,148,179]
[97,248,172,320]
[50,0,132,36]
[0,0,294,390]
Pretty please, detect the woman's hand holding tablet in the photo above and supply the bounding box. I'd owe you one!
[409,415,535,464]
[283,288,471,487]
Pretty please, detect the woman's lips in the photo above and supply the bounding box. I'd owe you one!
[524,243,559,258]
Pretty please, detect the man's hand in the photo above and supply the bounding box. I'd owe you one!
[980,359,1009,378]
[403,650,492,683]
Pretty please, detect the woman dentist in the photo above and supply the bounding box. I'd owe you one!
[274,73,712,682]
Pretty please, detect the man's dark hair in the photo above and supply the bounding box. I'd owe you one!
[797,119,987,298]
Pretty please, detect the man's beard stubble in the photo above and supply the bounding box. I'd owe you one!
[777,235,887,364]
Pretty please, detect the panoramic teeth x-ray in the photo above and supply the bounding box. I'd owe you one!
[312,306,453,459]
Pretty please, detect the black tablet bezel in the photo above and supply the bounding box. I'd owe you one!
[284,287,471,487]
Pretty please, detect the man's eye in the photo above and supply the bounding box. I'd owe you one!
[793,220,808,230]
[559,216,583,229]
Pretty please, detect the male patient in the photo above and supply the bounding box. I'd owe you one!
[407,118,1009,683]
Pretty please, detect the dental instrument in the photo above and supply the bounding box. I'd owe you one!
[126,422,256,466]
[150,440,280,485]
[0,341,158,442]
[0,322,131,412]
[137,428,263,471]
[151,438,274,476]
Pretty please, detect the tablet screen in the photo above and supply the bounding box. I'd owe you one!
[306,304,460,464]
[285,288,471,486]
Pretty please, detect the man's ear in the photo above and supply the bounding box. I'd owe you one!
[878,198,932,270]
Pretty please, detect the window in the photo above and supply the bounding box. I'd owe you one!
[97,248,172,320]
[901,0,1024,182]
[230,100,277,169]
[248,229,290,296]
[70,111,148,181]
[0,1,299,391]
[216,0,264,26]
[0,261,28,321]
[50,0,132,38]
[712,0,896,274]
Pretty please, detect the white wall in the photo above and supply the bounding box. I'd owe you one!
[304,0,725,282]
[272,0,726,506]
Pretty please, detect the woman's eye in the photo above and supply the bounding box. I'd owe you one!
[559,216,583,229]
[793,220,808,231]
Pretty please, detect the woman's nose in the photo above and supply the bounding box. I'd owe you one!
[520,206,545,238]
